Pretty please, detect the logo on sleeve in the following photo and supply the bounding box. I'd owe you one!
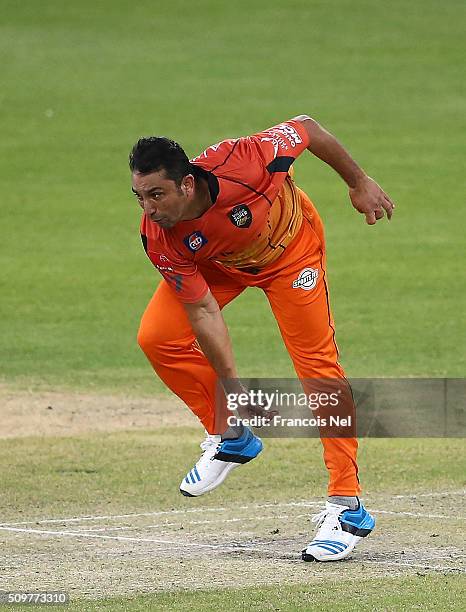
[184,231,208,252]
[292,268,319,291]
[154,253,174,272]
[261,124,303,150]
[228,204,253,228]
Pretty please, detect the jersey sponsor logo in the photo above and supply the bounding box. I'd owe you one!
[156,264,174,272]
[292,267,319,291]
[262,124,303,151]
[275,124,303,146]
[228,204,253,228]
[183,231,208,252]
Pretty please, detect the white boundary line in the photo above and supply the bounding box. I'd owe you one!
[70,513,309,533]
[0,501,321,527]
[0,507,465,540]
[392,490,466,499]
[67,507,465,535]
[0,525,464,574]
[370,509,465,520]
[1,490,464,528]
[0,526,262,552]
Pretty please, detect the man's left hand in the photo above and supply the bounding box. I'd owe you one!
[349,176,395,225]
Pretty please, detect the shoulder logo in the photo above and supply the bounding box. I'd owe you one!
[292,267,319,291]
[228,204,253,228]
[183,231,208,253]
[154,253,174,272]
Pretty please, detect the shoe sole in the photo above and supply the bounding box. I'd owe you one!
[302,540,358,562]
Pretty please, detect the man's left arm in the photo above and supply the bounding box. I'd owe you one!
[294,115,395,225]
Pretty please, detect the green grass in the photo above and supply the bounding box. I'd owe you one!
[3,576,466,611]
[1,0,465,394]
[1,430,464,609]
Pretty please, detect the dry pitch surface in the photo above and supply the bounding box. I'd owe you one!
[0,387,464,599]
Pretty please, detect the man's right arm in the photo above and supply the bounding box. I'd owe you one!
[184,291,276,422]
[183,289,241,395]
[294,115,396,225]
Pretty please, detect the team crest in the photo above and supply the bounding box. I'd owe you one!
[292,268,319,291]
[228,204,253,228]
[184,231,208,253]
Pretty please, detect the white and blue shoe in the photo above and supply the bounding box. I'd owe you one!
[180,428,263,497]
[302,500,375,562]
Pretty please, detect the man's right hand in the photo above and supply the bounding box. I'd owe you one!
[349,175,396,225]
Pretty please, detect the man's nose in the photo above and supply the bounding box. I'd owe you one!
[143,198,157,215]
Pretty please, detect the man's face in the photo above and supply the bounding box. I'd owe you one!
[131,169,190,229]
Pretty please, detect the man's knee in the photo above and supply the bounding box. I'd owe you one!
[296,353,344,379]
[137,318,193,356]
[137,322,154,355]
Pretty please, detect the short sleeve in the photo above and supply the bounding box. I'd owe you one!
[145,246,209,303]
[246,119,310,173]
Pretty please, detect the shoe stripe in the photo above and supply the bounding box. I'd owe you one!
[312,542,348,552]
[184,476,189,484]
[312,540,347,550]
[312,543,344,555]
[189,471,195,484]
[193,466,201,482]
[313,540,347,551]
[313,540,348,548]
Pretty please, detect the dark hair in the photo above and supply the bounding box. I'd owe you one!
[129,136,192,185]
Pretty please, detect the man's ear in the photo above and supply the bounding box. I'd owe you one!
[182,174,195,197]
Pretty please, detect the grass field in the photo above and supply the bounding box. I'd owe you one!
[1,425,465,608]
[1,0,465,609]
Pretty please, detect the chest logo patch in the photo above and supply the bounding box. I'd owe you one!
[228,204,253,228]
[184,231,208,253]
[292,268,319,291]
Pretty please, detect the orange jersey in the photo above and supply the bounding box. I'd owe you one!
[140,119,310,302]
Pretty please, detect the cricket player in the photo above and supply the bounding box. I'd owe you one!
[130,115,395,561]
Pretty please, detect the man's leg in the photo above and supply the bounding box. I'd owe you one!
[263,218,360,498]
[261,192,375,560]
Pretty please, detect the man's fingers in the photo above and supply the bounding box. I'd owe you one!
[381,194,395,220]
[365,211,376,225]
[383,193,395,208]
[374,208,384,220]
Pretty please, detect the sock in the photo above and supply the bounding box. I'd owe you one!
[221,423,244,440]
[328,495,359,510]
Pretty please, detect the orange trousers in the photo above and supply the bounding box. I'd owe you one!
[138,191,361,496]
